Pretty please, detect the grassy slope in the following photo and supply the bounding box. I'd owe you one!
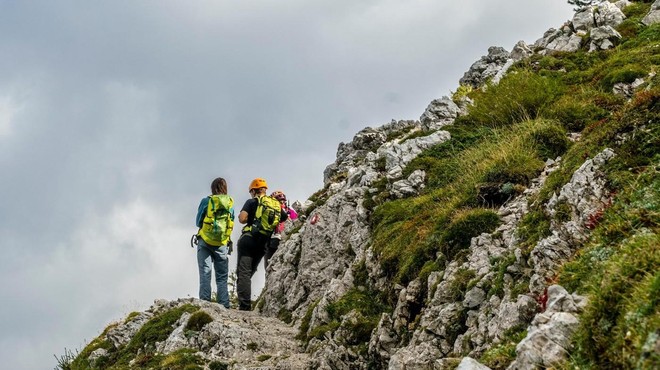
[62,3,658,369]
[362,1,659,368]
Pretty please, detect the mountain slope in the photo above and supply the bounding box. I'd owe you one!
[63,1,659,369]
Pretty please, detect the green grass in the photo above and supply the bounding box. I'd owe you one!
[69,304,200,369]
[479,328,528,369]
[371,119,562,289]
[184,311,213,332]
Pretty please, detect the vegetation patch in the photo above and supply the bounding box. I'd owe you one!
[479,328,528,370]
[463,70,564,127]
[184,310,213,332]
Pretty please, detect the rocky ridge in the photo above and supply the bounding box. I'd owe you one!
[71,2,659,369]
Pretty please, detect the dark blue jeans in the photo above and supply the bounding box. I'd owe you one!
[197,239,230,308]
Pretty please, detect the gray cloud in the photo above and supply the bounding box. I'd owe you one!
[0,1,573,368]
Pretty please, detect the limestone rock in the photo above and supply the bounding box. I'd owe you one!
[589,25,622,52]
[531,148,615,294]
[613,77,645,99]
[459,46,511,88]
[614,0,632,11]
[457,357,492,370]
[508,286,586,370]
[509,41,533,62]
[420,97,460,130]
[378,131,451,179]
[594,1,626,28]
[391,170,426,198]
[643,0,660,25]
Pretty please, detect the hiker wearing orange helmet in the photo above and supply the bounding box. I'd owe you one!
[264,190,298,271]
[236,178,289,311]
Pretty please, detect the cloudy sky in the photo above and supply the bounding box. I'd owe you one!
[0,1,574,368]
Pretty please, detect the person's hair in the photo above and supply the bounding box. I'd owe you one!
[253,187,267,196]
[210,177,227,195]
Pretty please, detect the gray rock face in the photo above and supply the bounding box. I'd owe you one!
[391,170,426,198]
[535,1,626,54]
[642,0,660,25]
[260,116,453,351]
[589,25,622,52]
[510,41,533,62]
[459,46,511,88]
[324,120,419,185]
[378,160,562,368]
[534,28,584,54]
[457,357,492,370]
[378,131,451,179]
[508,285,587,370]
[93,298,312,369]
[420,97,461,130]
[531,149,615,293]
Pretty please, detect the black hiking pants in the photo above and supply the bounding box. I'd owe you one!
[264,237,280,271]
[236,232,268,310]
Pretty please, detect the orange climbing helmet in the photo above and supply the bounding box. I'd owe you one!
[249,178,268,191]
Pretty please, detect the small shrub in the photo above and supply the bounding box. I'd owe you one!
[483,151,544,185]
[246,342,258,351]
[209,361,229,370]
[277,308,293,324]
[448,268,477,301]
[257,354,272,362]
[184,310,213,332]
[480,329,528,369]
[440,209,500,259]
[160,348,204,370]
[451,84,473,103]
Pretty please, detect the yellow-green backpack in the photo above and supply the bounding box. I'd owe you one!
[251,195,281,236]
[198,194,234,246]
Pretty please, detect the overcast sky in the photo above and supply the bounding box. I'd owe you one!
[0,1,574,368]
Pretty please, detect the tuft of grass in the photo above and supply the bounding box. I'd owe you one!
[464,70,565,127]
[440,208,500,259]
[184,310,213,332]
[544,91,609,132]
[296,300,319,342]
[158,348,204,370]
[479,329,528,370]
[257,354,272,362]
[209,361,229,370]
[277,308,293,324]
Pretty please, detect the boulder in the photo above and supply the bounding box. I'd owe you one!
[420,97,460,130]
[589,25,622,52]
[510,41,533,61]
[613,77,645,99]
[457,357,492,370]
[391,170,426,198]
[508,286,586,370]
[642,0,660,25]
[459,46,511,88]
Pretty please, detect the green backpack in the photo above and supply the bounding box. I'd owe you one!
[250,195,281,236]
[198,194,234,246]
